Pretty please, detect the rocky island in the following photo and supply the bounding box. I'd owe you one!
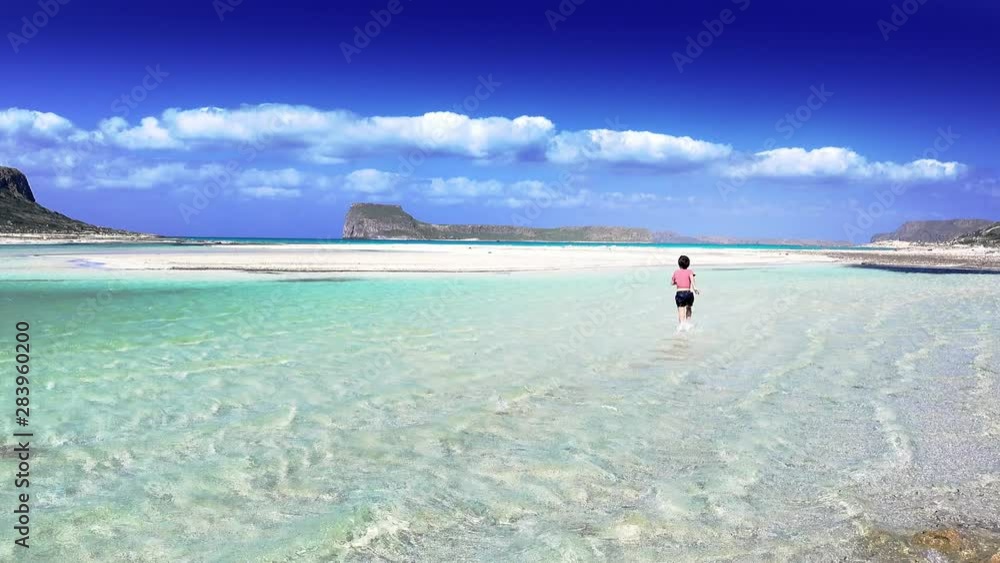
[0,166,156,243]
[342,203,654,242]
[342,203,852,246]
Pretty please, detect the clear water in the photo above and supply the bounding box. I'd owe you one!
[1,264,997,561]
[0,237,877,251]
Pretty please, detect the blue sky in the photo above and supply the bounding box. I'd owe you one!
[2,0,998,240]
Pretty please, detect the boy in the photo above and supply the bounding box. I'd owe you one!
[671,255,699,329]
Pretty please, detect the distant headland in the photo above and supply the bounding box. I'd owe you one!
[341,203,653,242]
[0,166,156,242]
[341,203,854,246]
[870,219,996,244]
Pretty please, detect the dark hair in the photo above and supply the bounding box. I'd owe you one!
[678,255,690,269]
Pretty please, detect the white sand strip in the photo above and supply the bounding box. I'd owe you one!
[18,243,838,274]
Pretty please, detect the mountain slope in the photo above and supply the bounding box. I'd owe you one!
[0,166,144,236]
[870,219,994,243]
[343,203,853,245]
[342,203,653,242]
[953,222,1000,246]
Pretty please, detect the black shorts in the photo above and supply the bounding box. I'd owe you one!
[675,291,694,307]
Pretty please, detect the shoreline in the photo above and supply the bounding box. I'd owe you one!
[825,242,1000,272]
[4,242,837,274]
[0,233,166,245]
[3,237,999,274]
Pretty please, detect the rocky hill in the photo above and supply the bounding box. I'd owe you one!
[870,219,994,243]
[343,203,855,245]
[342,203,653,242]
[953,222,1000,246]
[0,166,145,237]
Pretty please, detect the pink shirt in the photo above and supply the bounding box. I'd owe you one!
[672,268,695,290]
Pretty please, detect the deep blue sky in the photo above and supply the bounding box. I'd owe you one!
[2,0,998,240]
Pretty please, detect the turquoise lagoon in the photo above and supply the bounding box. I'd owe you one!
[0,253,998,561]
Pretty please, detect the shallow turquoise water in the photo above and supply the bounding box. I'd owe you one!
[1,264,998,561]
[176,238,862,251]
[0,236,876,251]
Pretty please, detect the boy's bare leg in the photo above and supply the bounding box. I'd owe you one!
[686,306,693,320]
[677,307,686,324]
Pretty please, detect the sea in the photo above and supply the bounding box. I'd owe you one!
[0,242,998,561]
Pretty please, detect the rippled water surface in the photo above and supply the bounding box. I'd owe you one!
[1,265,998,561]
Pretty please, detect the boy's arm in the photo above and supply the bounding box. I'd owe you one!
[692,272,700,294]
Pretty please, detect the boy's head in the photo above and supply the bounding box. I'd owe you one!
[678,255,690,269]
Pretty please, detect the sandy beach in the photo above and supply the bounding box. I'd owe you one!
[4,241,834,274]
[826,242,1000,272]
[4,239,999,275]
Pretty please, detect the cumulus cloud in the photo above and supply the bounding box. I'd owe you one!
[728,147,966,182]
[963,176,1000,198]
[492,184,662,210]
[2,104,738,170]
[239,187,302,199]
[343,169,402,194]
[99,116,180,150]
[0,104,973,201]
[0,108,77,141]
[89,162,205,189]
[238,168,306,188]
[401,175,662,209]
[423,177,504,204]
[546,129,732,167]
[347,113,554,160]
[50,160,312,194]
[97,105,556,162]
[340,170,661,210]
